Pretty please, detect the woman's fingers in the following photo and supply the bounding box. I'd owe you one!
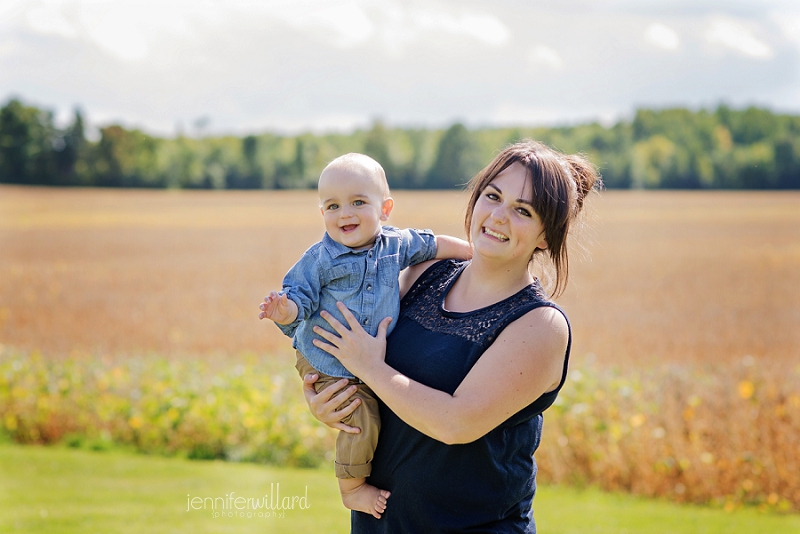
[331,420,362,434]
[327,385,361,433]
[335,301,362,330]
[318,303,369,337]
[306,375,346,402]
[302,374,363,433]
[302,373,320,397]
[329,395,362,434]
[376,316,392,339]
[330,385,359,409]
[319,309,348,335]
[306,376,350,413]
[312,325,340,345]
[312,333,340,357]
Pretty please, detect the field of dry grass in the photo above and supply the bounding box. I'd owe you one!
[1,185,799,510]
[1,185,798,365]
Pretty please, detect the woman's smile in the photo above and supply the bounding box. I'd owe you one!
[482,227,509,242]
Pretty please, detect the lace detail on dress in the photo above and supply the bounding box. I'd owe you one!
[401,260,548,345]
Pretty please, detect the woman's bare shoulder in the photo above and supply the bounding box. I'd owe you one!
[508,305,569,352]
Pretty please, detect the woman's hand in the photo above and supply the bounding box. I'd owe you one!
[302,373,362,434]
[312,301,392,379]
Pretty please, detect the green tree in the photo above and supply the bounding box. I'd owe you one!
[53,108,87,185]
[363,120,399,186]
[226,135,263,189]
[395,129,435,188]
[0,99,30,182]
[774,137,800,189]
[730,107,776,145]
[427,123,482,188]
[734,142,777,189]
[0,99,56,184]
[93,125,161,187]
[631,135,676,188]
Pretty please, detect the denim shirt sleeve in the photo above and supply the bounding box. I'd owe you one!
[276,246,323,338]
[397,228,438,270]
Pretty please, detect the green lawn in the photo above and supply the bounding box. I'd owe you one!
[1,443,798,534]
[0,443,348,534]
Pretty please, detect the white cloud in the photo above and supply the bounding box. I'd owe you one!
[15,0,218,62]
[454,13,509,46]
[411,8,510,47]
[645,23,680,51]
[0,39,18,58]
[0,0,26,24]
[770,12,800,48]
[25,6,78,38]
[270,1,375,48]
[528,45,563,70]
[705,19,772,59]
[79,4,149,61]
[372,4,415,55]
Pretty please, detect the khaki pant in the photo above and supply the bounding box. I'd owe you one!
[295,351,380,479]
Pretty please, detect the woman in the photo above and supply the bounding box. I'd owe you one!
[304,140,600,532]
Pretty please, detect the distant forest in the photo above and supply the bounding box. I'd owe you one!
[1,97,799,189]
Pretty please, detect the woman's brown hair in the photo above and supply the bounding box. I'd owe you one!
[464,140,601,297]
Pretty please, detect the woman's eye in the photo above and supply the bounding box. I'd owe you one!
[517,208,531,217]
[485,192,499,201]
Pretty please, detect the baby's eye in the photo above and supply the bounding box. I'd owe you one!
[326,203,339,211]
[353,199,365,206]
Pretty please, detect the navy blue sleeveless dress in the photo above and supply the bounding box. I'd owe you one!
[351,260,572,533]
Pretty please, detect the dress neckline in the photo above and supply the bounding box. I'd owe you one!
[438,261,541,318]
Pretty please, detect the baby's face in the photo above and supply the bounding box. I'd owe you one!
[318,167,391,250]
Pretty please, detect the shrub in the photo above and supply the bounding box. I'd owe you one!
[0,348,333,467]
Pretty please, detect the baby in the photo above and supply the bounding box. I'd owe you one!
[259,153,471,518]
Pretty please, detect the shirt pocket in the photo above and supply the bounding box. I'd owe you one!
[325,262,359,291]
[378,255,400,288]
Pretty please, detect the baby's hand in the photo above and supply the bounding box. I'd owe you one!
[259,291,298,325]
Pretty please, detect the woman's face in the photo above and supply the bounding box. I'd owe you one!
[469,162,548,267]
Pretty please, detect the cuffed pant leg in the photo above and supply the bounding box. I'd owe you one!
[334,382,380,479]
[294,351,380,480]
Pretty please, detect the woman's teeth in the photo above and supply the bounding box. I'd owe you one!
[483,227,508,241]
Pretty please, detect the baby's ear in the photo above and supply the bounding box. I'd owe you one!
[380,197,394,221]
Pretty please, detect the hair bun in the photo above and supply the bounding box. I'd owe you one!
[564,154,602,210]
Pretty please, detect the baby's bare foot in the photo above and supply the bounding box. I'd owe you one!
[340,479,391,519]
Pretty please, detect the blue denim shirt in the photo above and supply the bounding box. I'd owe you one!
[278,225,437,379]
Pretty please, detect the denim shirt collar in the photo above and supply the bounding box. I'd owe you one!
[321,229,382,259]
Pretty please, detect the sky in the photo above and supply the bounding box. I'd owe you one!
[1,0,799,136]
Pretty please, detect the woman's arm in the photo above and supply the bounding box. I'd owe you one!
[313,302,569,445]
[433,235,472,261]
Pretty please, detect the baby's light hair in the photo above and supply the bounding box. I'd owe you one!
[321,153,390,198]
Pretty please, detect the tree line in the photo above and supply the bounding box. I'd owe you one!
[1,97,799,189]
